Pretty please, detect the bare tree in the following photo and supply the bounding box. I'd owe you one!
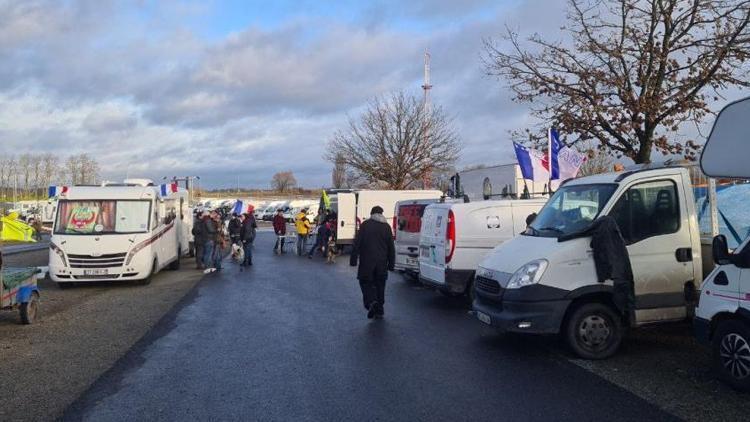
[40,153,60,191]
[65,155,80,185]
[0,156,10,200]
[484,0,750,163]
[331,153,347,189]
[271,171,297,193]
[18,153,32,195]
[326,91,460,189]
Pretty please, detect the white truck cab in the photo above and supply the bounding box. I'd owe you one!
[695,96,750,391]
[473,166,702,359]
[419,199,546,302]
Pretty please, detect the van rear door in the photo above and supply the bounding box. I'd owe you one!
[395,201,432,272]
[419,205,450,285]
[335,192,356,244]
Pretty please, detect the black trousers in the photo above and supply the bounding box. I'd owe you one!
[194,242,205,268]
[359,276,387,309]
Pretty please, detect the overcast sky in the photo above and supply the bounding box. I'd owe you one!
[0,0,738,189]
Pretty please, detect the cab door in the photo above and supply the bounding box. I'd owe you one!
[608,175,695,324]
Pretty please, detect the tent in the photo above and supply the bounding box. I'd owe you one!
[0,212,37,242]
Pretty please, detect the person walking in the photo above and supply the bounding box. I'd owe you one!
[350,206,395,319]
[192,211,208,269]
[228,213,242,246]
[308,217,330,259]
[240,212,257,267]
[294,208,311,256]
[272,209,287,254]
[203,211,222,273]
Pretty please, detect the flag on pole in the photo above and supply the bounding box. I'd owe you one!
[48,185,69,198]
[159,183,178,197]
[513,142,550,181]
[546,128,586,181]
[232,199,244,215]
[321,190,331,210]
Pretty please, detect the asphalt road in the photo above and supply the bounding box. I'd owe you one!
[63,232,677,422]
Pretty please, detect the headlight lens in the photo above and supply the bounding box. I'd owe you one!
[506,259,548,289]
[49,242,67,266]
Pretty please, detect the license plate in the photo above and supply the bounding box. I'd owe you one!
[476,311,491,325]
[84,269,108,276]
[420,247,430,258]
[406,257,418,266]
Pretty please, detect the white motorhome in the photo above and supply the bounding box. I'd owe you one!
[695,96,750,391]
[49,179,190,286]
[330,190,444,246]
[473,165,710,359]
[419,199,546,302]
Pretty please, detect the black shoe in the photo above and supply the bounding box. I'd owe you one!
[374,302,384,319]
[367,301,378,319]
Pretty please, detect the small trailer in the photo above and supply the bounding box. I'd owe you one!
[0,254,41,324]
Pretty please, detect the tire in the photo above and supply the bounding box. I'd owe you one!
[20,292,40,324]
[138,260,157,286]
[564,302,623,360]
[168,249,181,271]
[57,282,74,289]
[712,319,750,392]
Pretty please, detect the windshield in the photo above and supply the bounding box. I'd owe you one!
[54,200,151,235]
[525,184,617,237]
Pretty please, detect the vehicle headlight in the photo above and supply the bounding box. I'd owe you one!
[50,242,67,266]
[506,259,548,289]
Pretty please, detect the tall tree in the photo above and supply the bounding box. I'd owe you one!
[40,153,60,192]
[484,0,750,163]
[331,153,347,189]
[326,91,460,189]
[271,171,297,193]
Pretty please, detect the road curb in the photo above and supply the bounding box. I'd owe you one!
[1,243,48,256]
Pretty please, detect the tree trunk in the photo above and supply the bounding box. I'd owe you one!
[634,136,652,164]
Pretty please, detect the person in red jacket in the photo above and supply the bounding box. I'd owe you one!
[272,209,287,254]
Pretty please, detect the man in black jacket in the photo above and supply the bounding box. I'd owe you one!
[192,212,208,270]
[240,212,258,267]
[350,206,395,319]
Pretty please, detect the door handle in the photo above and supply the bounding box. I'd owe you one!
[675,248,692,262]
[341,221,344,227]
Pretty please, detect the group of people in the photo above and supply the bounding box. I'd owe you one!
[270,207,338,259]
[192,209,257,273]
[192,202,396,321]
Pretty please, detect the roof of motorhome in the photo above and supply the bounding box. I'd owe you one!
[566,166,688,186]
[57,185,184,200]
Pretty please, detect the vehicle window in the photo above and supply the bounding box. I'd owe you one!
[526,184,617,237]
[609,180,680,244]
[398,204,427,233]
[55,200,151,234]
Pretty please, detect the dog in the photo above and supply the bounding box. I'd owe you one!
[325,239,337,264]
[230,243,244,264]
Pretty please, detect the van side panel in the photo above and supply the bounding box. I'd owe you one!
[335,192,356,244]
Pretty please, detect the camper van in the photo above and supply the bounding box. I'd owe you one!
[330,190,444,246]
[419,199,546,301]
[473,165,710,359]
[49,179,190,286]
[694,96,750,391]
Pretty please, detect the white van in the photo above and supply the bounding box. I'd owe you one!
[394,198,443,277]
[330,190,443,245]
[49,179,190,286]
[473,165,707,359]
[419,199,546,301]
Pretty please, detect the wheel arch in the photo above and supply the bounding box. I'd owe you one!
[562,286,622,331]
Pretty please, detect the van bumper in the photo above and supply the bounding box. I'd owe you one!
[693,316,712,345]
[420,269,473,294]
[472,296,570,335]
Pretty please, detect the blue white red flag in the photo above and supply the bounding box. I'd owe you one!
[232,200,244,215]
[48,185,69,198]
[513,142,549,181]
[159,183,178,197]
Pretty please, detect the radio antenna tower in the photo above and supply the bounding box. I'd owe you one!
[422,51,433,114]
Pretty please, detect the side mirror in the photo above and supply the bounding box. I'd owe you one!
[525,212,537,227]
[712,234,731,265]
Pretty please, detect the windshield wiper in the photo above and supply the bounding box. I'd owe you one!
[537,226,564,235]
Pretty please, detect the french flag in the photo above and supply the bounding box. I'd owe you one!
[159,183,178,197]
[48,185,69,198]
[232,200,244,215]
[513,142,549,182]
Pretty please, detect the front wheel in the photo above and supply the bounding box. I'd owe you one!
[20,292,40,324]
[564,302,623,360]
[137,260,157,286]
[713,320,750,392]
[168,248,181,270]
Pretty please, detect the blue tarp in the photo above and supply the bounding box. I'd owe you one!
[695,183,750,248]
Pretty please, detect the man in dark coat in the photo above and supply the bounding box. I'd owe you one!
[272,209,287,254]
[240,212,258,267]
[192,211,208,269]
[228,213,242,245]
[350,206,395,319]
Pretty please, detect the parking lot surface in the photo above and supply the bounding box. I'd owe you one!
[64,232,680,421]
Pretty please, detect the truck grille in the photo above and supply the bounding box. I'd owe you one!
[476,276,501,295]
[67,253,127,269]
